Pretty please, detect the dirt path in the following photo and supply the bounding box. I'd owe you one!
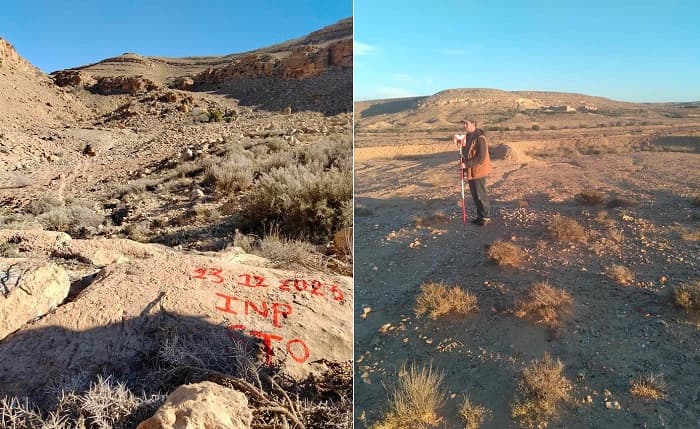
[354,143,700,428]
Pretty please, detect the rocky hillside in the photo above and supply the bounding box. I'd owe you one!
[0,38,89,129]
[51,18,352,114]
[356,88,700,132]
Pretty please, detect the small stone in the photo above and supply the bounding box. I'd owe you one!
[190,189,204,200]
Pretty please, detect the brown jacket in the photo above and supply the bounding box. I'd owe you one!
[463,131,491,180]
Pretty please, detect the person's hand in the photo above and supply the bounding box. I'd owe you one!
[461,162,466,169]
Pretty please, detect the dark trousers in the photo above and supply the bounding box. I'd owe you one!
[468,178,490,219]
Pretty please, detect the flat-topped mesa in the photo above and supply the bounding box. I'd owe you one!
[192,38,352,86]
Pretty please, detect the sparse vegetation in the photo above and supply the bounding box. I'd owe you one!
[372,362,445,429]
[486,240,524,267]
[575,190,605,205]
[673,280,700,311]
[29,198,104,237]
[459,396,491,429]
[531,124,540,131]
[605,264,634,285]
[205,156,254,194]
[412,211,450,228]
[0,376,163,429]
[547,214,587,243]
[256,231,326,271]
[606,196,638,208]
[630,373,666,400]
[240,164,352,243]
[415,282,478,319]
[514,282,573,328]
[511,354,572,429]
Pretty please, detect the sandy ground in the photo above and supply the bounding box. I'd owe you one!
[354,130,700,428]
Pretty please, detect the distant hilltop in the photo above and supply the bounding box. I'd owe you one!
[355,88,700,131]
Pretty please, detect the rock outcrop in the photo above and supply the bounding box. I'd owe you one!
[137,382,253,429]
[94,75,160,95]
[0,258,70,340]
[0,230,352,404]
[192,39,352,86]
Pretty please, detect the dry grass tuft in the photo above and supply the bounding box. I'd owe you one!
[372,362,445,429]
[415,282,478,319]
[514,282,573,328]
[630,373,666,400]
[412,211,450,228]
[605,264,635,286]
[575,190,605,205]
[673,280,700,311]
[511,354,572,429]
[547,215,587,243]
[256,231,326,272]
[487,241,525,268]
[459,395,492,429]
[606,196,638,208]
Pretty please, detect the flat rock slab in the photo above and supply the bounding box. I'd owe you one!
[0,251,352,401]
[0,258,70,341]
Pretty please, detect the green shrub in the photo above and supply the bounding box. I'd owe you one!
[531,124,541,131]
[240,164,352,243]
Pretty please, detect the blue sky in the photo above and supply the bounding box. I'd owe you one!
[0,0,351,72]
[355,0,700,102]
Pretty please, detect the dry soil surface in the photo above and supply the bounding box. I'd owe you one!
[354,128,700,428]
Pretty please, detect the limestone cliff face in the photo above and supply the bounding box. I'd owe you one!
[192,38,352,86]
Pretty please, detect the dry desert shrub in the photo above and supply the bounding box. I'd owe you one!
[0,376,163,429]
[630,373,666,400]
[487,241,525,267]
[605,264,635,285]
[204,156,254,194]
[606,196,638,208]
[240,164,352,243]
[514,282,573,328]
[412,211,450,228]
[38,205,103,237]
[295,134,352,170]
[415,282,478,319]
[575,190,605,205]
[257,231,326,272]
[547,214,587,243]
[372,362,446,429]
[459,395,492,429]
[673,280,700,311]
[511,354,572,429]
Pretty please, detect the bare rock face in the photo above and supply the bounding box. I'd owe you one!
[172,76,194,90]
[0,258,70,341]
[94,75,160,95]
[192,38,352,86]
[52,70,96,88]
[136,382,253,429]
[0,238,352,403]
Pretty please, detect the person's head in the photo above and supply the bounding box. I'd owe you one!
[463,118,477,133]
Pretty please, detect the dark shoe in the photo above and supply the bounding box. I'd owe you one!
[470,217,483,225]
[475,217,491,226]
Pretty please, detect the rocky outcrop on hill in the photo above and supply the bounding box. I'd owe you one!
[192,39,351,85]
[0,37,88,128]
[94,75,160,95]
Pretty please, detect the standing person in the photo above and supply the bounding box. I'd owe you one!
[460,118,492,225]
